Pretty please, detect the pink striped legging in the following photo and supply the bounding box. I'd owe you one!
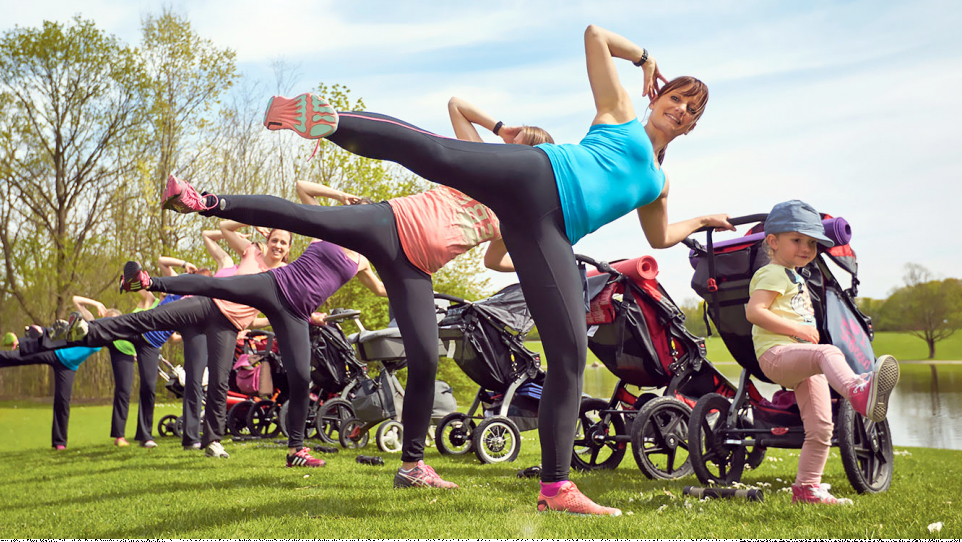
[758,344,859,485]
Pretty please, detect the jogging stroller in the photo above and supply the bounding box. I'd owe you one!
[156,355,209,438]
[575,254,739,480]
[683,213,895,493]
[226,330,289,439]
[434,283,544,464]
[319,308,456,453]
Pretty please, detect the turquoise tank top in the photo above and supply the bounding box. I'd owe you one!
[537,119,665,244]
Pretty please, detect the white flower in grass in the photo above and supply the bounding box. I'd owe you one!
[626,511,635,516]
[928,522,943,533]
[656,505,668,513]
[684,501,693,509]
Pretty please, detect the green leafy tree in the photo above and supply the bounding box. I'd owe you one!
[879,264,962,359]
[0,17,150,322]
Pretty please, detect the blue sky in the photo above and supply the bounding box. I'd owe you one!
[5,0,961,302]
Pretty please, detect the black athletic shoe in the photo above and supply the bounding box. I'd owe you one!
[120,261,151,293]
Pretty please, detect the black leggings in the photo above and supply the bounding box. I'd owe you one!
[108,339,160,442]
[208,196,440,462]
[148,272,313,450]
[75,296,240,446]
[179,327,207,447]
[329,112,585,482]
[0,349,77,447]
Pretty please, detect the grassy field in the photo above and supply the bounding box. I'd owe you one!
[0,400,959,538]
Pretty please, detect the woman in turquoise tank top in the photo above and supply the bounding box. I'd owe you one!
[252,24,731,516]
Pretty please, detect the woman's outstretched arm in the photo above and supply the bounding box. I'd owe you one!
[354,256,388,297]
[295,181,362,206]
[636,180,734,248]
[584,24,666,125]
[72,295,106,321]
[219,220,255,256]
[483,238,515,272]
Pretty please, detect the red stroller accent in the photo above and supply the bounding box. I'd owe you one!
[575,254,747,479]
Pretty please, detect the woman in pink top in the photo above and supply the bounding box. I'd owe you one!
[161,99,551,488]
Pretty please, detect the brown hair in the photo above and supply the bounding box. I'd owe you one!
[196,268,213,276]
[105,308,123,318]
[653,76,709,164]
[517,126,554,146]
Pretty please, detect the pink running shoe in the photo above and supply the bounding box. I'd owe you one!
[119,261,151,293]
[536,481,622,516]
[394,461,459,489]
[791,483,853,505]
[287,447,325,468]
[162,174,217,214]
[115,437,130,447]
[54,445,66,451]
[263,93,338,139]
[848,354,900,422]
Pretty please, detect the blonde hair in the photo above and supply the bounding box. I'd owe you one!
[517,126,554,146]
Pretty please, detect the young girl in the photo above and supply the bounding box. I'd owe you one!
[746,199,900,505]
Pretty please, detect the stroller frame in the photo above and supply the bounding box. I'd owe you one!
[683,213,895,493]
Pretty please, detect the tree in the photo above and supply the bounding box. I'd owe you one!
[0,17,150,322]
[880,264,962,359]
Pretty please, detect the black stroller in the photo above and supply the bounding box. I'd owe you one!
[434,284,545,464]
[683,213,895,493]
[320,308,456,453]
[575,254,740,479]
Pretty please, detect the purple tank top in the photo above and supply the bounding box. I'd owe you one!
[269,241,359,320]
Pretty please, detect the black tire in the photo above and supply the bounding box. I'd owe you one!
[375,420,404,453]
[435,412,475,456]
[571,397,626,471]
[746,444,767,470]
[630,396,694,480]
[247,400,281,438]
[838,401,894,493]
[473,416,521,464]
[227,400,255,438]
[688,393,746,486]
[157,414,179,438]
[338,417,370,449]
[174,416,184,439]
[315,399,355,445]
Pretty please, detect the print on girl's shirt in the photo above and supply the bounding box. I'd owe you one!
[785,267,815,326]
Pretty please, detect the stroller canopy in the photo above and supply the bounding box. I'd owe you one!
[439,283,534,336]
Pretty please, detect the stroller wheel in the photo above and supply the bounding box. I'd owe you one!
[227,400,255,438]
[838,400,894,493]
[375,420,403,453]
[631,397,694,480]
[571,397,626,471]
[435,413,475,456]
[247,400,281,438]
[338,417,370,449]
[315,399,355,445]
[474,416,521,464]
[157,414,179,438]
[688,393,746,486]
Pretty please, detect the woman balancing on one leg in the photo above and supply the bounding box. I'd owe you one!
[0,328,102,449]
[160,97,552,488]
[255,26,734,515]
[119,223,388,468]
[34,227,292,459]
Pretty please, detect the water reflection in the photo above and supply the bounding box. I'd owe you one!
[582,362,962,450]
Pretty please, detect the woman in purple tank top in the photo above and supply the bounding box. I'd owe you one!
[118,233,387,468]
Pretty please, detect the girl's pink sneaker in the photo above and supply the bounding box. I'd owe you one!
[791,483,853,505]
[848,355,900,422]
[263,93,338,139]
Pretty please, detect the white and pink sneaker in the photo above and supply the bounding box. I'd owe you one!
[848,355,900,422]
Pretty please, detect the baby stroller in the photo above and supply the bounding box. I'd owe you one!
[575,254,740,480]
[683,213,894,493]
[330,308,457,453]
[226,330,289,439]
[434,284,544,464]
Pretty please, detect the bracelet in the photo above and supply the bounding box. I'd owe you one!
[493,121,504,136]
[633,48,649,67]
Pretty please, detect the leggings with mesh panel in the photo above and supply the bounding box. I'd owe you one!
[319,111,584,482]
[204,197,445,463]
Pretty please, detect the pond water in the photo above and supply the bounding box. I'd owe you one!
[582,362,962,450]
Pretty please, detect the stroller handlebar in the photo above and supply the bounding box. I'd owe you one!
[326,309,361,323]
[575,254,614,274]
[683,213,768,252]
[434,292,467,304]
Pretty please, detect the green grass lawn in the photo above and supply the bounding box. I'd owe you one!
[0,401,959,538]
